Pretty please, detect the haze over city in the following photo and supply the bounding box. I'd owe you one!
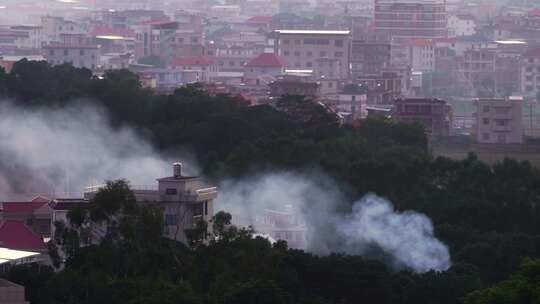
[0,0,538,303]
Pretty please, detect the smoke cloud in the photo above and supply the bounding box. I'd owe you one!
[0,101,190,199]
[217,172,451,273]
[0,101,450,272]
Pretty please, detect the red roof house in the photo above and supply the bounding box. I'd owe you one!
[1,201,48,214]
[245,53,287,68]
[0,220,46,251]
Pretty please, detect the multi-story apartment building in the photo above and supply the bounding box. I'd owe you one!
[358,71,402,104]
[448,14,476,37]
[475,97,523,144]
[43,43,100,70]
[374,0,447,69]
[350,41,391,78]
[408,38,435,72]
[10,25,43,50]
[393,98,452,136]
[457,47,495,94]
[274,30,351,80]
[521,48,540,99]
[84,163,218,244]
[134,20,178,61]
[41,16,88,45]
[374,0,447,42]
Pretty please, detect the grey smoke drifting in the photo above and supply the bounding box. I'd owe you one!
[217,172,451,273]
[0,101,189,199]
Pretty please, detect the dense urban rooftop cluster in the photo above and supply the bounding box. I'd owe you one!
[0,0,538,143]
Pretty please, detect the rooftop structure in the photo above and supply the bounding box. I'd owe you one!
[393,98,452,136]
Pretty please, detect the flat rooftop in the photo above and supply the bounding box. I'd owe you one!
[275,30,351,35]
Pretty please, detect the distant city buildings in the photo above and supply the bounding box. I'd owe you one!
[274,30,351,80]
[0,0,537,140]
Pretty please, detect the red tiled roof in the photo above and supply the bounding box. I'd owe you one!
[246,16,272,23]
[170,56,215,66]
[90,26,135,38]
[1,201,48,213]
[408,38,434,47]
[245,53,287,67]
[523,48,540,58]
[0,221,46,251]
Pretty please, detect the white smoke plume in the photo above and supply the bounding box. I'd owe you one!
[217,172,451,273]
[0,101,194,200]
[338,194,451,273]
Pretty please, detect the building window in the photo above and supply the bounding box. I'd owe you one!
[335,52,344,57]
[294,51,300,56]
[482,133,490,140]
[64,49,69,56]
[283,51,290,56]
[166,188,177,195]
[307,51,312,57]
[283,39,289,45]
[483,105,490,112]
[335,40,344,47]
[295,39,301,45]
[204,201,208,216]
[306,62,312,67]
[483,118,490,125]
[320,51,327,57]
[49,49,54,56]
[80,50,85,56]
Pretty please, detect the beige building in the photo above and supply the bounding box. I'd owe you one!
[43,44,100,70]
[475,97,523,144]
[0,279,28,304]
[274,30,351,80]
[85,163,217,244]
